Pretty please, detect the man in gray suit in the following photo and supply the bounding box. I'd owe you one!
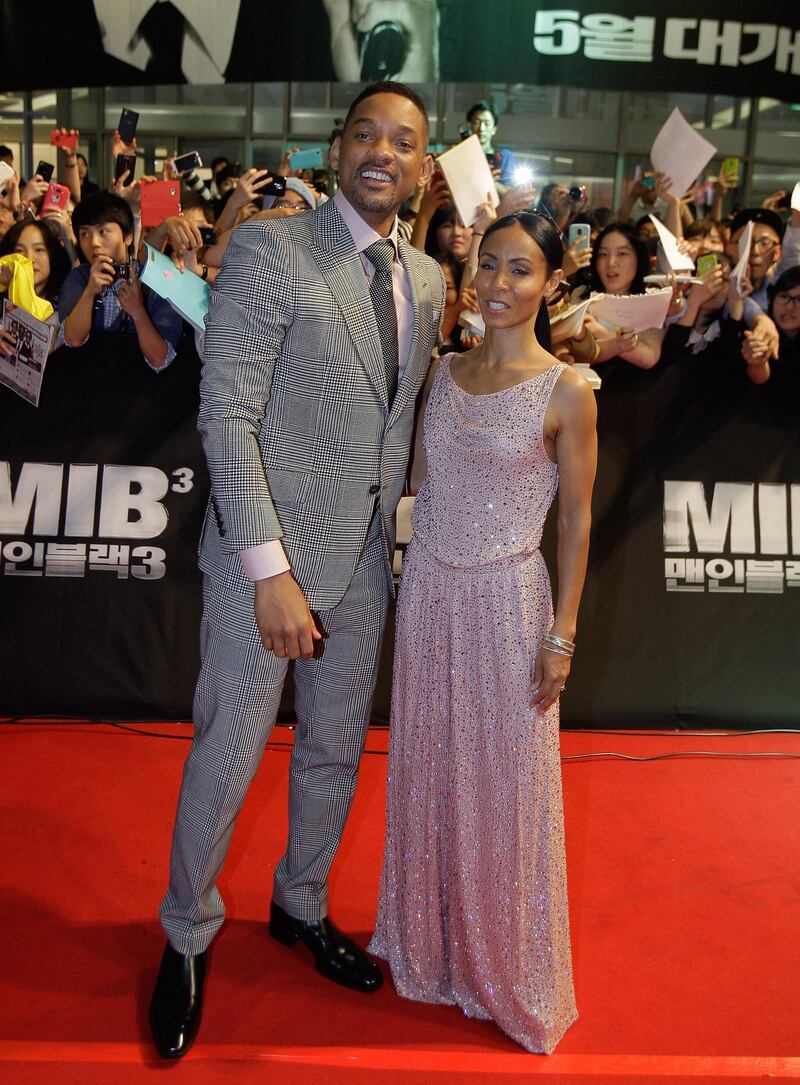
[149,82,443,1059]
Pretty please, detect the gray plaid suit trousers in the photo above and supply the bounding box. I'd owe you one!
[160,515,389,953]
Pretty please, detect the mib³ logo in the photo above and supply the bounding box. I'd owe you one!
[663,481,800,595]
[0,461,195,581]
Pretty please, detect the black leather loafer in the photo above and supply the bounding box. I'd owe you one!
[149,942,207,1059]
[268,900,383,993]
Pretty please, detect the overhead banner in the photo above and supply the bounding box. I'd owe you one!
[1,336,798,726]
[1,1,799,102]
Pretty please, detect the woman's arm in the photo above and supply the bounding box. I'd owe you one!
[407,355,443,495]
[530,370,597,711]
[409,173,450,252]
[616,325,665,369]
[584,315,664,368]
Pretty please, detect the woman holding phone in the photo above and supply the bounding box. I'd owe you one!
[370,212,596,1053]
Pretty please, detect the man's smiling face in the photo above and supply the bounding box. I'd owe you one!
[330,92,432,231]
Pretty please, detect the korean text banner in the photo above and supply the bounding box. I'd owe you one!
[1,0,798,102]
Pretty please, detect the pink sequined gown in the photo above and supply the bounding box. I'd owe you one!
[369,355,577,1054]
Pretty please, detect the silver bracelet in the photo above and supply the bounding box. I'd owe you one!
[543,643,573,657]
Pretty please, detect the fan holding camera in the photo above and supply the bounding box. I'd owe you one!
[58,191,182,371]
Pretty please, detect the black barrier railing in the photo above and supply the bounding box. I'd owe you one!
[2,339,798,725]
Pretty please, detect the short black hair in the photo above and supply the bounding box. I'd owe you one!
[730,206,785,241]
[71,192,134,261]
[210,156,230,173]
[466,101,497,125]
[342,81,429,141]
[0,145,13,159]
[215,164,240,186]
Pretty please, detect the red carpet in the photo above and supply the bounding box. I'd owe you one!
[1,719,799,1083]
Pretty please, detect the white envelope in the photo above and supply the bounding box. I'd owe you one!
[650,108,717,198]
[550,297,593,340]
[731,219,754,298]
[589,288,673,334]
[436,135,499,227]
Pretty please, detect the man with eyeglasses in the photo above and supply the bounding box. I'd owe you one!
[729,205,800,313]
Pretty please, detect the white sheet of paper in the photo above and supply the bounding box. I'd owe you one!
[436,135,499,227]
[457,307,486,335]
[649,214,695,273]
[589,288,673,334]
[792,182,800,212]
[731,219,753,298]
[550,297,593,340]
[650,108,717,198]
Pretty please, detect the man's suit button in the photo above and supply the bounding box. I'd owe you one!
[369,484,381,495]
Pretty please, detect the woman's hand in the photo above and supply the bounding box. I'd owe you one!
[276,147,305,178]
[742,330,771,367]
[20,175,49,203]
[0,263,13,289]
[496,183,534,218]
[529,644,571,711]
[162,157,181,181]
[164,215,204,258]
[0,322,17,359]
[111,170,141,212]
[762,188,788,212]
[562,240,592,278]
[471,191,498,237]
[458,284,480,314]
[418,172,451,219]
[229,168,272,211]
[111,129,137,159]
[689,264,726,309]
[614,327,640,355]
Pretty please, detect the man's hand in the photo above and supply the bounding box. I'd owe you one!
[254,571,322,660]
[117,265,146,319]
[86,254,116,297]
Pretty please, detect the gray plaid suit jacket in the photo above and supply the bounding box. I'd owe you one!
[197,197,445,610]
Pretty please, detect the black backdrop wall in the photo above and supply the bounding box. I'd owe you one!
[2,337,798,726]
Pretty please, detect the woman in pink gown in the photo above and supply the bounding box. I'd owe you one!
[370,213,597,1054]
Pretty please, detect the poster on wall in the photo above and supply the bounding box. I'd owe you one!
[1,1,798,101]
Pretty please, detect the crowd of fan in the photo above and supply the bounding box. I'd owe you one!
[0,97,798,391]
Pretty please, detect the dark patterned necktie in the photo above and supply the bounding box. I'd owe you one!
[139,1,186,82]
[365,239,399,403]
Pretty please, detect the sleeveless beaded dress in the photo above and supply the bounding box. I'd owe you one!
[369,354,577,1054]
